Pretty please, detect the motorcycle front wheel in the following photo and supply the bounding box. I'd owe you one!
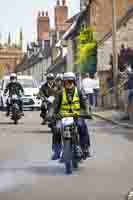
[63,140,72,175]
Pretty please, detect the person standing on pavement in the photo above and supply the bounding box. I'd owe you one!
[93,75,100,107]
[81,73,95,112]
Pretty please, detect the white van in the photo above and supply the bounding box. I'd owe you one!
[0,75,41,110]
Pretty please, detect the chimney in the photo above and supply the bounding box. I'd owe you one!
[37,10,50,42]
[42,11,44,16]
[55,0,68,31]
[62,0,65,6]
[38,11,41,17]
[57,0,60,6]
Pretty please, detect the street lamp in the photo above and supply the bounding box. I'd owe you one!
[112,0,119,108]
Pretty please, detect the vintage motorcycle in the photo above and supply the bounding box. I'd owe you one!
[40,96,55,124]
[8,95,22,124]
[58,114,89,175]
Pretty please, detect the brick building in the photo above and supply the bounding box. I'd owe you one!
[80,0,133,39]
[37,0,69,45]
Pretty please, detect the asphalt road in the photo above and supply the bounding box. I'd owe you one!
[0,111,132,200]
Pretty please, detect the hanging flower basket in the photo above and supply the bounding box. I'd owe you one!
[76,27,97,73]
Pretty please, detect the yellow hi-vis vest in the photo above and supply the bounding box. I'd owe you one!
[60,87,80,116]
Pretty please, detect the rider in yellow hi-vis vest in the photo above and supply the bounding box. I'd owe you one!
[60,87,80,116]
[49,72,92,160]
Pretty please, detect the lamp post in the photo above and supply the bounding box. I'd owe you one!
[112,0,119,108]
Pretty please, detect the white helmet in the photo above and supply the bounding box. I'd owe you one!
[63,72,76,81]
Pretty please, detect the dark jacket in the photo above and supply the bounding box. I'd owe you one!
[39,82,57,98]
[4,82,24,97]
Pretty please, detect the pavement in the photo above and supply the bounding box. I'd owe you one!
[92,109,133,129]
[0,111,133,199]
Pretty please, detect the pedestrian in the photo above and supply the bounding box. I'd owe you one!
[81,73,95,111]
[93,75,100,107]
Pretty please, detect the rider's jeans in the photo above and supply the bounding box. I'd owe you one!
[41,101,51,114]
[76,118,90,150]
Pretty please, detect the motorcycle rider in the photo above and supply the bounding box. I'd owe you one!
[55,73,63,95]
[39,73,56,124]
[4,73,24,116]
[49,72,91,160]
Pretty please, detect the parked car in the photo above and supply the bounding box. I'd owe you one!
[0,75,41,110]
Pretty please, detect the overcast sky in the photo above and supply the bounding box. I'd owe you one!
[0,0,79,49]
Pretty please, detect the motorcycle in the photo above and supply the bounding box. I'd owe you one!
[58,114,89,175]
[8,95,22,124]
[40,96,55,124]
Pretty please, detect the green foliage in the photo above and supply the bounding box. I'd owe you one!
[76,27,97,66]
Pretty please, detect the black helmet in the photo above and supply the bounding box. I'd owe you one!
[10,73,17,80]
[46,73,54,80]
[56,73,63,81]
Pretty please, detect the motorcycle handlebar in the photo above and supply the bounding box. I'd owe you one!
[55,113,93,120]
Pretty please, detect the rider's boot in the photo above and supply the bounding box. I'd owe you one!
[6,106,10,117]
[82,147,91,160]
[51,144,62,160]
[6,111,10,117]
[40,112,46,125]
[41,119,46,125]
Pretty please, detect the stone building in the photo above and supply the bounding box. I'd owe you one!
[97,7,133,98]
[0,31,24,78]
[16,42,52,81]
